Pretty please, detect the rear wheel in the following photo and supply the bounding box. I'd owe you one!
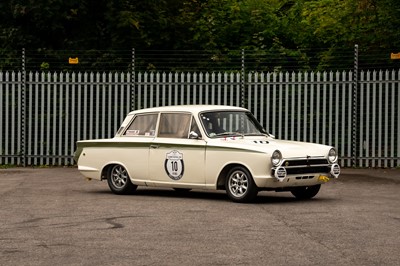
[107,165,137,195]
[290,184,321,199]
[225,166,258,203]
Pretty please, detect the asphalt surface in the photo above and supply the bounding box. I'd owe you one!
[0,167,399,266]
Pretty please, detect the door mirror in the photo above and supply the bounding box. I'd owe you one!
[189,131,199,139]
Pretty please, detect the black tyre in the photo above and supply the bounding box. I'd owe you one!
[225,166,258,203]
[290,184,321,199]
[107,165,137,195]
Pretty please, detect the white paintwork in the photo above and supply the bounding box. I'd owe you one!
[76,105,339,192]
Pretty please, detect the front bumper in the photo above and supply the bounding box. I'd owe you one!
[272,163,341,182]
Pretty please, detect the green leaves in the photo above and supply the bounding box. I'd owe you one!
[0,0,399,70]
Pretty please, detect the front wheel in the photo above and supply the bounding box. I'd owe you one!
[107,165,137,195]
[225,166,258,203]
[290,184,321,199]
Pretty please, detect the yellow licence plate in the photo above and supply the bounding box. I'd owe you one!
[318,175,330,182]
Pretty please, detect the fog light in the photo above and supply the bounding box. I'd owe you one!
[330,164,340,178]
[274,166,287,182]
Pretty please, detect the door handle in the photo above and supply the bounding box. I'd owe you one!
[150,144,159,149]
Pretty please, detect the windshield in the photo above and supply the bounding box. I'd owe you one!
[200,111,268,138]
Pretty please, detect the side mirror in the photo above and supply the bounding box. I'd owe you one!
[189,131,199,139]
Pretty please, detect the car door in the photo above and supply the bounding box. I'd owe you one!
[121,112,158,182]
[148,112,207,188]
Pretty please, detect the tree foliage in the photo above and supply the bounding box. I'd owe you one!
[0,0,399,70]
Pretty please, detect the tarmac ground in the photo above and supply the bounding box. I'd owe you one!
[0,167,399,266]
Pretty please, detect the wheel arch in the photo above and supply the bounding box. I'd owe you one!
[101,162,131,181]
[216,163,254,190]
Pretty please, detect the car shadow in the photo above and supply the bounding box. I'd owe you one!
[87,187,335,204]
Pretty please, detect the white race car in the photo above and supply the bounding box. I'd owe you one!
[75,105,340,203]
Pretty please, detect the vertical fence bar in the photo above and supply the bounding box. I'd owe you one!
[0,72,3,164]
[34,72,39,165]
[21,48,26,166]
[272,73,277,137]
[372,71,377,167]
[58,73,63,165]
[365,71,371,167]
[71,72,76,165]
[352,44,359,167]
[290,72,295,140]
[11,72,16,165]
[40,72,45,165]
[16,72,22,165]
[150,72,155,107]
[161,73,167,106]
[5,72,10,164]
[316,72,320,144]
[347,71,352,167]
[241,49,245,108]
[259,73,264,128]
[297,72,302,141]
[156,73,161,106]
[328,72,333,146]
[334,72,339,158]
[131,48,135,111]
[64,73,69,165]
[397,70,400,166]
[384,70,389,167]
[359,71,364,167]
[390,70,395,167]
[247,73,252,111]
[310,72,314,143]
[278,73,283,139]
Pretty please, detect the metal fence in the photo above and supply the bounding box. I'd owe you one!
[0,70,399,167]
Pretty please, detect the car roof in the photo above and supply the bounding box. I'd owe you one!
[128,105,248,116]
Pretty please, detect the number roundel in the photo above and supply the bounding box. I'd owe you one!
[164,150,185,180]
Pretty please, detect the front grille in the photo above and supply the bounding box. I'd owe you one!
[282,158,329,167]
[272,157,332,177]
[286,166,331,175]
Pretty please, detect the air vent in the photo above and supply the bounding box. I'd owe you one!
[253,140,269,144]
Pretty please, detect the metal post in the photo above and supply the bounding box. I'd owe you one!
[21,48,26,166]
[241,49,245,108]
[352,44,359,167]
[131,48,136,111]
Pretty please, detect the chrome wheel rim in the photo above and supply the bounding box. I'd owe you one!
[228,170,248,197]
[111,165,128,189]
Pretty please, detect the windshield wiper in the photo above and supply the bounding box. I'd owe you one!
[215,132,245,138]
[243,132,269,136]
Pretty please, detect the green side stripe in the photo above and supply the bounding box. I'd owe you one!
[74,140,266,162]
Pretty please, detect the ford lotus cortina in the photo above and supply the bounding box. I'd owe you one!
[75,105,340,203]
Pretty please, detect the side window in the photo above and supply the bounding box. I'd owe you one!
[124,114,158,136]
[190,118,202,138]
[158,113,192,138]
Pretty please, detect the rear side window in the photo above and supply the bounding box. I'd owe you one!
[124,114,158,136]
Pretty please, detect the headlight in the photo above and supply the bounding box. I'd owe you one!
[271,150,282,166]
[328,148,338,163]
